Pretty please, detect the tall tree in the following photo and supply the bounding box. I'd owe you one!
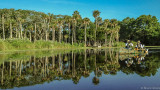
[72,11,81,44]
[64,16,72,43]
[103,19,110,46]
[83,17,90,47]
[93,10,100,46]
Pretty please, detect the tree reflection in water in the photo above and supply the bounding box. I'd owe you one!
[0,49,160,89]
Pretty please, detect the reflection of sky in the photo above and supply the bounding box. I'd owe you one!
[0,0,160,21]
[13,70,160,90]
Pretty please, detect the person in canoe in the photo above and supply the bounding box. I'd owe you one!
[135,41,141,49]
[125,40,133,49]
[135,41,145,50]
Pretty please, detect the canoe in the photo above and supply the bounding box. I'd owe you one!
[119,48,148,54]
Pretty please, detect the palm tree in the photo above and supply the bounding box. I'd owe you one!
[64,16,72,43]
[51,20,56,42]
[109,19,118,47]
[2,14,5,40]
[93,10,100,46]
[27,24,33,42]
[116,25,120,42]
[32,14,41,41]
[103,19,110,46]
[16,11,24,39]
[97,17,102,28]
[72,11,81,44]
[57,18,63,42]
[83,17,90,47]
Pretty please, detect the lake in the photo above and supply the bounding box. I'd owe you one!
[0,48,160,90]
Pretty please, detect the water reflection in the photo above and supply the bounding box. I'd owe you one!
[0,49,160,89]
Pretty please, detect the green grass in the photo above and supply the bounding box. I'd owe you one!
[0,38,85,52]
[1,38,142,52]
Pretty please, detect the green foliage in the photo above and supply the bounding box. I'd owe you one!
[0,39,84,52]
[120,15,160,45]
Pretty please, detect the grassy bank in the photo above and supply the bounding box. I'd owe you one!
[0,39,129,52]
[0,38,84,52]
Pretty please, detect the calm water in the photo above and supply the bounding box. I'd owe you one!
[0,49,160,90]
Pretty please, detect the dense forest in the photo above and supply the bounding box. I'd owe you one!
[0,8,160,46]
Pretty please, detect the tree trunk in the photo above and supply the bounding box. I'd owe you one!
[20,21,23,39]
[59,27,61,42]
[105,49,107,62]
[117,32,119,42]
[84,50,87,71]
[109,33,112,47]
[94,18,97,46]
[52,56,55,68]
[52,26,55,41]
[74,21,77,43]
[18,29,21,39]
[34,23,37,41]
[105,33,107,46]
[20,60,22,76]
[34,56,36,75]
[24,29,27,38]
[2,15,5,40]
[30,31,32,42]
[10,22,13,39]
[46,23,49,41]
[10,61,12,76]
[85,24,87,47]
[68,23,71,43]
[72,29,73,45]
[46,28,48,41]
[16,27,18,38]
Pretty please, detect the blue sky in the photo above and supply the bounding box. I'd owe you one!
[0,0,160,21]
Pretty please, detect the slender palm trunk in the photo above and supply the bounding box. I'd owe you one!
[116,32,119,42]
[34,23,37,41]
[95,52,97,77]
[74,21,77,43]
[59,26,61,42]
[73,53,76,76]
[52,26,55,41]
[72,28,73,45]
[34,56,36,75]
[109,33,112,47]
[105,49,107,62]
[68,23,71,43]
[52,55,55,68]
[95,18,97,46]
[16,27,18,38]
[85,24,87,47]
[10,22,13,39]
[10,61,12,76]
[30,31,32,42]
[46,23,48,41]
[84,50,87,71]
[2,15,5,40]
[18,29,21,39]
[105,33,107,46]
[20,60,22,76]
[20,21,23,39]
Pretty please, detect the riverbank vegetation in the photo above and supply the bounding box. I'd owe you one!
[0,8,160,50]
[0,38,84,51]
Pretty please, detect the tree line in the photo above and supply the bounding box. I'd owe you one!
[0,8,159,46]
[120,15,160,45]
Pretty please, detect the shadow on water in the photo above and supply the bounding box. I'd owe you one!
[0,48,160,89]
